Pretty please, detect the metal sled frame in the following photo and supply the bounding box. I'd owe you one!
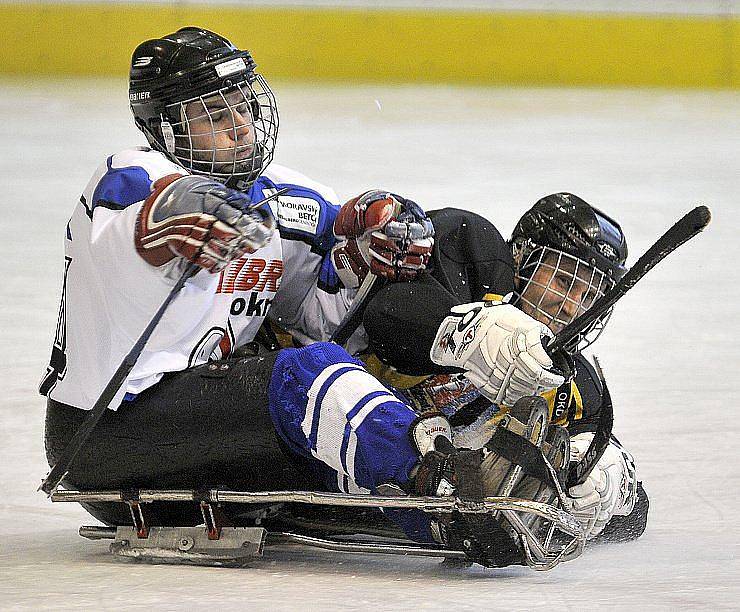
[51,488,586,571]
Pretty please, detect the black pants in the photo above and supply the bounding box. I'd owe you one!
[45,351,317,526]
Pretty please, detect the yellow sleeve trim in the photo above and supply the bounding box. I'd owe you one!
[268,320,297,348]
[542,387,557,421]
[482,293,504,302]
[572,381,584,421]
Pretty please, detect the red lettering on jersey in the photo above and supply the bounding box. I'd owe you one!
[217,258,283,294]
[253,260,283,292]
[234,259,266,292]
[218,333,232,357]
[217,258,247,294]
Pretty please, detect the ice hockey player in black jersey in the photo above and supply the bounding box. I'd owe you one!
[360,195,648,544]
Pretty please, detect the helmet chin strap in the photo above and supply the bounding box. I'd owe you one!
[141,122,177,163]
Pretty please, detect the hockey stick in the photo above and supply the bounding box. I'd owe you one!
[39,261,198,494]
[553,206,710,487]
[330,273,386,347]
[547,205,711,355]
[40,188,289,495]
[462,206,712,425]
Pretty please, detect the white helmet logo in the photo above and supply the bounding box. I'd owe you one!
[215,58,247,78]
[134,56,153,67]
[598,241,618,260]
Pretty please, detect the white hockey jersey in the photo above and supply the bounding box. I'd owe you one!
[40,147,353,411]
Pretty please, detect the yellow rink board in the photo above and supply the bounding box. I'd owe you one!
[1,4,737,88]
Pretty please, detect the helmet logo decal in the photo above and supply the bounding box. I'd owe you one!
[129,91,151,102]
[133,56,153,67]
[215,58,248,78]
[597,241,618,261]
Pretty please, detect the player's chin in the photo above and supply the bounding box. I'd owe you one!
[213,145,258,166]
[208,162,259,181]
[530,309,562,334]
[548,321,565,335]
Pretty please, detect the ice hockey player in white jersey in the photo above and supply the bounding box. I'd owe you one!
[40,28,430,483]
[39,27,348,411]
[42,27,571,569]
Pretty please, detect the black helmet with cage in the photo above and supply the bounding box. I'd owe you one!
[128,26,278,188]
[511,193,628,353]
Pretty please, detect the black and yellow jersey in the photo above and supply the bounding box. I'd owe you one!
[359,207,609,434]
[363,207,515,376]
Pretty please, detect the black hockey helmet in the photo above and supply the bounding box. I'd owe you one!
[129,27,279,187]
[512,193,628,280]
[511,193,628,352]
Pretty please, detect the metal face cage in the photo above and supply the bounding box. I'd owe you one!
[164,74,278,186]
[514,245,615,353]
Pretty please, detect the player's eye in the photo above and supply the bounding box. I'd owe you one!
[232,102,251,117]
[209,109,226,122]
[554,274,570,288]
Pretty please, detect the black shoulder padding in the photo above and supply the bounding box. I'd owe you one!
[427,207,515,302]
[363,274,459,375]
[363,208,515,376]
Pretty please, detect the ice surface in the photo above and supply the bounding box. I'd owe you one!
[0,79,738,610]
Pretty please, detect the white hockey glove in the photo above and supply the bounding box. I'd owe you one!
[430,300,565,406]
[135,174,275,273]
[568,433,638,540]
[331,190,434,288]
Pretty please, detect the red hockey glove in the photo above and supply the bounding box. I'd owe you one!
[331,190,434,287]
[135,174,274,273]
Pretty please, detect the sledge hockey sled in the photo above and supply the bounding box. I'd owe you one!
[52,487,586,571]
